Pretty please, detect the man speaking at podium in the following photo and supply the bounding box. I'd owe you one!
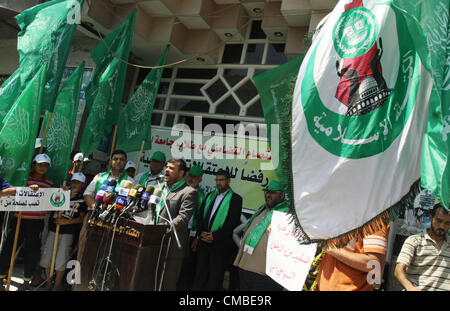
[155,158,197,291]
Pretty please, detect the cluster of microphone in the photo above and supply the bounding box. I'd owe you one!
[88,179,163,226]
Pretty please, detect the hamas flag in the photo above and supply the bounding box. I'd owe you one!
[43,62,85,187]
[116,45,170,152]
[80,9,136,157]
[291,0,441,244]
[0,64,47,186]
[0,0,83,121]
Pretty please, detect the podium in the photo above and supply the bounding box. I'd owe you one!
[75,218,169,291]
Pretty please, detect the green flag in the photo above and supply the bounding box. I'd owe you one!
[43,62,85,187]
[116,45,170,152]
[0,64,47,186]
[253,55,304,199]
[0,0,83,118]
[400,0,450,209]
[0,71,21,122]
[80,9,136,156]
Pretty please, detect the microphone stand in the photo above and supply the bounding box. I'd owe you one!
[100,208,122,291]
[155,180,182,291]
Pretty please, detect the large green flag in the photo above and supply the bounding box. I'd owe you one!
[0,64,47,186]
[43,62,85,187]
[253,55,304,201]
[0,0,82,119]
[116,45,170,152]
[80,9,136,156]
[401,0,450,209]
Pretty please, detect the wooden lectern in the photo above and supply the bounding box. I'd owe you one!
[75,218,169,291]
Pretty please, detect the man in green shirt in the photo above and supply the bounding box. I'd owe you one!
[134,151,166,187]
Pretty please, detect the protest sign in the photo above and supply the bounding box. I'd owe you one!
[266,211,317,291]
[0,187,70,212]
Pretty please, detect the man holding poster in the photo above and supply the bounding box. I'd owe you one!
[0,154,54,291]
[234,180,288,291]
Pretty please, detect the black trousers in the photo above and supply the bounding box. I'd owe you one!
[192,241,229,291]
[0,217,44,280]
[238,268,284,291]
[177,236,198,290]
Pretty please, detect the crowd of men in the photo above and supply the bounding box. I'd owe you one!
[0,142,448,291]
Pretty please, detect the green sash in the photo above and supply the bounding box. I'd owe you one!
[155,178,186,223]
[202,188,234,233]
[190,186,205,231]
[243,200,289,255]
[95,169,129,193]
[138,171,150,186]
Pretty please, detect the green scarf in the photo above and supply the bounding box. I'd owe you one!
[202,188,234,233]
[95,169,129,193]
[138,171,150,186]
[155,178,186,223]
[190,186,205,231]
[243,200,289,255]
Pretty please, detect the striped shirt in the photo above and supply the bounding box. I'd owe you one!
[396,231,449,291]
[15,174,54,220]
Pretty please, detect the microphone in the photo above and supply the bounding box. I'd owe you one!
[137,185,155,213]
[99,181,132,223]
[148,189,163,224]
[116,179,133,193]
[90,180,117,225]
[147,174,165,184]
[121,184,144,217]
[88,180,109,224]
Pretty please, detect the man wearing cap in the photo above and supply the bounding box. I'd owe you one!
[233,180,288,290]
[192,169,243,291]
[177,165,205,290]
[125,161,137,178]
[0,154,54,291]
[134,151,166,187]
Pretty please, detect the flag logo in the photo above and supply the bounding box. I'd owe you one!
[333,7,377,58]
[301,2,419,159]
[50,192,66,207]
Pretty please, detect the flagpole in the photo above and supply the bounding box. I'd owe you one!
[109,125,118,158]
[5,212,22,291]
[49,180,66,285]
[135,140,146,175]
[40,112,53,154]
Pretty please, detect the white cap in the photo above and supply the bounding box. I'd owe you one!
[83,157,91,162]
[73,152,84,162]
[35,138,44,149]
[71,172,86,183]
[125,161,136,170]
[33,154,51,165]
